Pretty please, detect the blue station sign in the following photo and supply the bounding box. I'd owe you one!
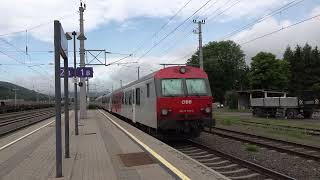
[60,67,75,77]
[60,67,93,78]
[76,67,93,78]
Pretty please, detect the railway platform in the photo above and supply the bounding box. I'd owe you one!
[0,109,228,180]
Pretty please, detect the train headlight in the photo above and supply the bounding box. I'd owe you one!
[179,67,186,74]
[161,109,169,115]
[205,107,211,113]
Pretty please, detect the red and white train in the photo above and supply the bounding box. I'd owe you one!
[95,66,214,138]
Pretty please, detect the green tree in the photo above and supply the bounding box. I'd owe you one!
[285,44,320,94]
[187,40,247,103]
[250,52,290,90]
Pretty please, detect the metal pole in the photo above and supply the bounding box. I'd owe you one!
[63,57,70,158]
[79,4,87,119]
[36,90,39,103]
[54,20,62,177]
[14,90,17,107]
[72,31,79,135]
[87,78,89,102]
[193,20,205,70]
[137,66,140,80]
[198,21,203,70]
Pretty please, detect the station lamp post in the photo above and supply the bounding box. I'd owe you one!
[66,31,86,136]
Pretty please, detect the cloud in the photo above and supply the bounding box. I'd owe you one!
[231,6,320,64]
[117,21,139,32]
[2,1,319,94]
[0,0,291,43]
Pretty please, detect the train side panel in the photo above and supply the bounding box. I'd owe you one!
[134,78,157,128]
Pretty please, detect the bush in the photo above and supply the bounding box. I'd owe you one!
[220,119,232,126]
[88,104,97,109]
[246,144,258,152]
[225,91,238,109]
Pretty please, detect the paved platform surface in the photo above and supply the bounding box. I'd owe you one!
[0,109,228,180]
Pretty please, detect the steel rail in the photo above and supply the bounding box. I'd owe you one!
[206,127,320,161]
[238,120,320,136]
[175,140,296,180]
[0,109,59,136]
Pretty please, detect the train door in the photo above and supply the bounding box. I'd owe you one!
[132,88,136,123]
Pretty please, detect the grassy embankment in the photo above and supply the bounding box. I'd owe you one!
[213,111,320,146]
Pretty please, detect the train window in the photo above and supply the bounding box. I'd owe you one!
[132,89,135,104]
[129,91,132,105]
[161,79,184,96]
[136,88,140,105]
[146,83,150,98]
[125,91,129,104]
[186,79,208,95]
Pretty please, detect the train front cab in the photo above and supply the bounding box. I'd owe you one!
[155,66,213,138]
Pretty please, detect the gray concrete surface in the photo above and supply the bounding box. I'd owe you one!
[0,111,174,180]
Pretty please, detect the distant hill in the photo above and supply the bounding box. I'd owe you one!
[0,81,50,101]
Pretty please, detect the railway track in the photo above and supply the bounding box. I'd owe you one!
[0,108,57,136]
[205,127,320,162]
[172,140,295,180]
[238,120,320,136]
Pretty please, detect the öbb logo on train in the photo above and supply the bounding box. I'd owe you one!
[181,100,192,105]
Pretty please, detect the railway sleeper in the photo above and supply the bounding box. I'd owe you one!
[228,173,260,180]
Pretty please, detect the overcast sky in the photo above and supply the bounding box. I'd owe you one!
[0,0,319,94]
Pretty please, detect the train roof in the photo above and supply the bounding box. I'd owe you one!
[102,66,208,96]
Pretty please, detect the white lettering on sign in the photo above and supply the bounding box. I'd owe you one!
[181,100,192,105]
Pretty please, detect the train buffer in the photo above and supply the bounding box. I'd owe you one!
[0,110,227,180]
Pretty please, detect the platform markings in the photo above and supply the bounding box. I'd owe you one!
[98,109,191,180]
[0,120,54,151]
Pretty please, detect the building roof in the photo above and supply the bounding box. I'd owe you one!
[237,89,287,94]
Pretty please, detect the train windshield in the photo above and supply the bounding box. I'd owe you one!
[161,79,184,96]
[186,79,208,96]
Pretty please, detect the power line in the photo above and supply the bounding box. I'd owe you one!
[0,38,26,56]
[132,0,193,56]
[158,0,239,62]
[240,13,320,45]
[155,0,221,56]
[137,0,213,62]
[222,0,305,40]
[0,49,52,81]
[206,0,241,22]
[0,12,77,37]
[205,0,233,21]
[106,54,133,66]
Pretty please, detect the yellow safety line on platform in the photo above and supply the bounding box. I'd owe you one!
[98,109,191,180]
[0,120,54,151]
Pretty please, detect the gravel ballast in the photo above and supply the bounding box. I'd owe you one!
[195,132,320,179]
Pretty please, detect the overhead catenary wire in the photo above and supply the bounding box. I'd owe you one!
[240,13,320,45]
[0,49,52,81]
[132,0,193,56]
[165,0,303,64]
[155,0,221,57]
[205,0,241,23]
[204,0,233,21]
[160,0,241,63]
[0,38,27,57]
[106,54,133,66]
[136,0,213,62]
[0,11,78,37]
[222,0,305,40]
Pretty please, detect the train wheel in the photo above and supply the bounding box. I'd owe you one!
[303,110,313,119]
[286,109,299,119]
[253,108,263,117]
